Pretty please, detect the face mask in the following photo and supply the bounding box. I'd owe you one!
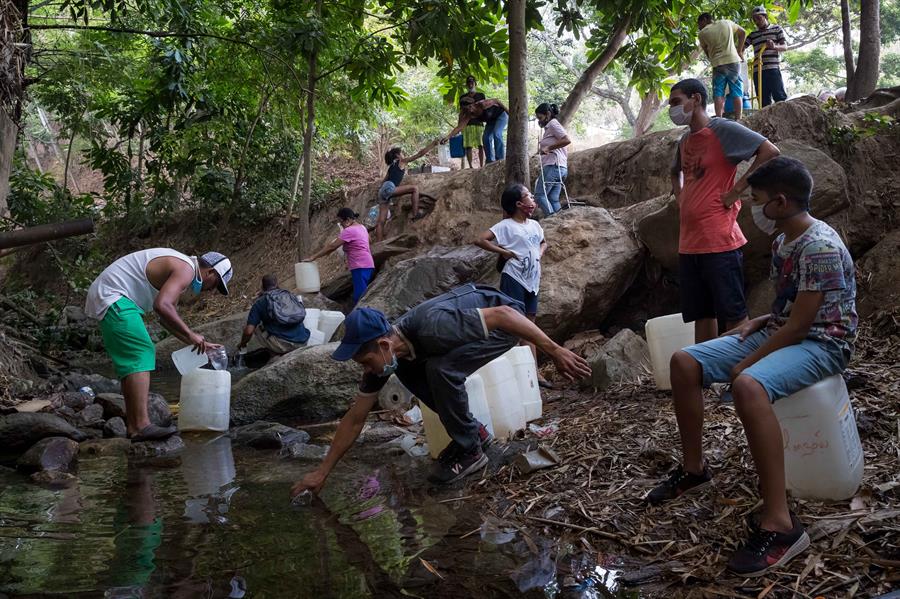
[669,102,693,126]
[378,348,398,378]
[191,275,203,295]
[752,202,777,235]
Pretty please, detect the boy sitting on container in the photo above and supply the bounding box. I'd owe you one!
[646,156,858,577]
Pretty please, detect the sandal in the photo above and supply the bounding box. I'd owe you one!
[129,424,178,442]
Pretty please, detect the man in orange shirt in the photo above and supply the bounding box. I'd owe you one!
[668,78,780,343]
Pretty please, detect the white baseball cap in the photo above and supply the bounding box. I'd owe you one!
[201,251,233,295]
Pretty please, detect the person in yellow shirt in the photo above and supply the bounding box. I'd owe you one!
[698,12,747,119]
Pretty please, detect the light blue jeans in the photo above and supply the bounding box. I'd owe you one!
[683,329,849,402]
[483,111,508,162]
[534,165,568,215]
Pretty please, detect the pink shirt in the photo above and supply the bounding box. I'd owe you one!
[339,224,374,270]
[539,118,568,168]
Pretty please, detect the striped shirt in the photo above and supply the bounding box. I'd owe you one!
[745,24,787,71]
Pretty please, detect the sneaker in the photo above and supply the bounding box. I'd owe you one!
[646,463,712,505]
[478,423,494,451]
[427,447,488,485]
[727,513,810,577]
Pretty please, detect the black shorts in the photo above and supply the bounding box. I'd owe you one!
[500,273,538,315]
[679,249,747,323]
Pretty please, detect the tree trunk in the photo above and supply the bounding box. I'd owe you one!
[505,0,529,187]
[558,15,631,128]
[0,110,16,218]
[135,122,144,189]
[632,93,664,138]
[297,3,321,259]
[846,0,881,102]
[62,127,80,194]
[231,86,273,206]
[285,96,306,220]
[840,0,855,84]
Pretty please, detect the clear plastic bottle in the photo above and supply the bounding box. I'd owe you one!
[207,347,229,371]
[78,386,96,401]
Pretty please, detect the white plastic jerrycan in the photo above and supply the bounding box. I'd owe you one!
[305,328,326,347]
[465,373,494,437]
[645,313,696,390]
[773,374,864,500]
[319,311,345,343]
[420,374,494,459]
[304,308,321,334]
[294,262,320,293]
[477,355,525,441]
[421,403,452,459]
[172,345,209,375]
[505,346,542,422]
[178,368,232,432]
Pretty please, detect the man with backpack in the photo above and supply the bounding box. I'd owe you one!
[238,274,309,355]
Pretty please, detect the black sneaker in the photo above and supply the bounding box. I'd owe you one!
[646,463,712,505]
[427,447,489,485]
[727,512,810,577]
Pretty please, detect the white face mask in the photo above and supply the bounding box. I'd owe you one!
[669,102,694,126]
[752,203,777,235]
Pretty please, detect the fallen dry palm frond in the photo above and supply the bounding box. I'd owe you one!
[471,323,900,596]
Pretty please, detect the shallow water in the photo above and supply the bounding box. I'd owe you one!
[0,434,640,598]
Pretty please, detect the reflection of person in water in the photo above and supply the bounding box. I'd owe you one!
[105,461,163,591]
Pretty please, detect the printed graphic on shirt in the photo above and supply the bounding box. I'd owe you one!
[489,219,544,293]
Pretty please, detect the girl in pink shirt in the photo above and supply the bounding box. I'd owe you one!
[304,208,376,305]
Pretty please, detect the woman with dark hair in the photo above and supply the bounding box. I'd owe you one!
[534,103,572,216]
[443,98,509,163]
[375,140,438,242]
[474,184,552,387]
[304,207,376,305]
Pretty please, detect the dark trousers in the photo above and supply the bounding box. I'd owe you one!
[754,68,788,107]
[396,330,517,452]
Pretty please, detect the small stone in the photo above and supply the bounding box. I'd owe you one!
[103,417,127,438]
[76,403,105,426]
[79,437,132,457]
[230,421,310,449]
[94,393,171,427]
[128,434,185,458]
[282,443,329,461]
[16,437,79,473]
[61,305,89,325]
[94,393,127,420]
[580,328,650,390]
[30,469,77,488]
[66,373,120,395]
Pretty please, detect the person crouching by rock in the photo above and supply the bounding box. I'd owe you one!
[304,208,375,307]
[85,249,233,441]
[237,274,309,356]
[290,284,591,495]
[475,184,553,389]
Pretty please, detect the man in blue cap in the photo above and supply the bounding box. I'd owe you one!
[290,284,591,492]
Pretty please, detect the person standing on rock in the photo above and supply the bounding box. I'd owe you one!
[237,274,310,356]
[697,12,747,120]
[460,76,486,169]
[85,249,233,441]
[647,157,857,577]
[375,141,440,243]
[475,184,552,389]
[443,97,510,163]
[304,208,375,306]
[668,78,780,343]
[290,284,591,495]
[533,103,571,216]
[744,6,789,108]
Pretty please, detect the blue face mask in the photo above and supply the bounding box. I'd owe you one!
[379,349,398,378]
[190,274,203,295]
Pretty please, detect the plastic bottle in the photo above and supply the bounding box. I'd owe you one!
[78,386,96,401]
[294,262,320,293]
[645,313,696,390]
[477,356,525,441]
[773,374,864,500]
[178,368,231,432]
[207,347,228,371]
[304,308,321,334]
[172,345,210,375]
[505,346,542,421]
[318,311,345,343]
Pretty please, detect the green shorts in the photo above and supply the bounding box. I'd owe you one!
[99,297,156,379]
[463,123,484,148]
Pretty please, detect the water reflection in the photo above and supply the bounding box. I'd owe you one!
[180,434,237,524]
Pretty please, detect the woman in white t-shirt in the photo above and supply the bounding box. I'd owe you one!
[474,184,552,388]
[534,103,571,216]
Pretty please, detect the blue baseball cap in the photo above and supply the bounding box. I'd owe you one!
[331,307,392,361]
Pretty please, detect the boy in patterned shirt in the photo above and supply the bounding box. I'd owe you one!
[647,156,858,577]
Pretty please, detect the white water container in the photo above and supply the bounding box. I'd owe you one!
[294,262,320,293]
[304,308,321,334]
[306,328,325,347]
[172,345,209,375]
[465,373,494,436]
[421,403,453,459]
[478,356,525,441]
[178,369,232,432]
[773,374,864,500]
[645,313,696,390]
[505,346,542,421]
[181,435,236,523]
[319,311,345,343]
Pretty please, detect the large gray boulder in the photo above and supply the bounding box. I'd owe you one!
[537,207,644,340]
[0,413,87,455]
[360,245,497,320]
[230,342,361,424]
[856,229,900,317]
[637,139,850,287]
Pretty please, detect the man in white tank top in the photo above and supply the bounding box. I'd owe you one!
[85,249,233,441]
